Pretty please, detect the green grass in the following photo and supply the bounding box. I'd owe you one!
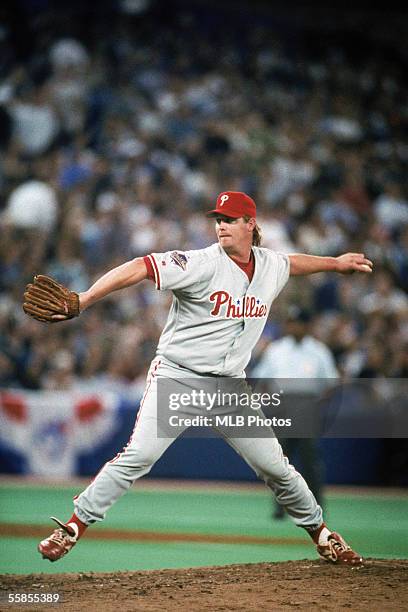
[0,537,317,574]
[0,483,407,574]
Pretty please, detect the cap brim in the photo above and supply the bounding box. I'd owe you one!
[206,208,242,218]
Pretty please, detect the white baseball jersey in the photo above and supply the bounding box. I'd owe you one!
[146,243,290,376]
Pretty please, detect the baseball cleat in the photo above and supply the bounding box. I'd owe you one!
[38,517,78,562]
[317,531,363,566]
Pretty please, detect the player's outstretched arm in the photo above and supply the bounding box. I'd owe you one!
[23,258,148,323]
[288,253,373,276]
[79,257,148,312]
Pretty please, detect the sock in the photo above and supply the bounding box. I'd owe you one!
[307,523,331,546]
[66,513,88,539]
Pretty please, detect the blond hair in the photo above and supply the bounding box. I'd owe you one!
[244,216,262,246]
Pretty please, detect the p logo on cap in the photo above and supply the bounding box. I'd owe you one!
[207,191,257,219]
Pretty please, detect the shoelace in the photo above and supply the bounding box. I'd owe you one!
[49,529,72,546]
[328,536,349,561]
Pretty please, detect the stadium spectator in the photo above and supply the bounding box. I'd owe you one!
[0,3,406,394]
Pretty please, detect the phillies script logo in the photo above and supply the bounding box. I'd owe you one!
[209,291,267,319]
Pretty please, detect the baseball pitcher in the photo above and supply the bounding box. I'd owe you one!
[23,191,373,565]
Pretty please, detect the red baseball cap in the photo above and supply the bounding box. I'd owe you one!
[207,191,257,219]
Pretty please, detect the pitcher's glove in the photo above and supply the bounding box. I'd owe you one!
[23,275,80,323]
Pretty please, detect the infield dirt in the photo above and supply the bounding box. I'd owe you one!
[1,559,407,611]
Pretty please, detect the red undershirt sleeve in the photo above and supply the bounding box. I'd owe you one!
[143,256,155,281]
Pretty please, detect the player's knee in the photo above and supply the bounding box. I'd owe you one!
[108,446,160,471]
[255,457,290,482]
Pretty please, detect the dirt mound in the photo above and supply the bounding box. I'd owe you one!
[1,559,407,611]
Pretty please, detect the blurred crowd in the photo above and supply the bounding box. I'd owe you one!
[0,3,407,392]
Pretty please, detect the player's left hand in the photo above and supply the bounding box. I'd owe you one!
[335,253,373,275]
[23,275,80,323]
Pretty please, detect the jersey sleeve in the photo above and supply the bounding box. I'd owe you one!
[146,249,208,292]
[270,251,290,295]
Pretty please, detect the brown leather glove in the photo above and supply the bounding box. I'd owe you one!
[23,275,80,323]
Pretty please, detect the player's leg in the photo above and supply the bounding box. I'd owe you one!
[73,380,173,525]
[272,438,324,518]
[38,359,185,561]
[224,433,323,527]
[221,432,362,565]
[272,437,292,519]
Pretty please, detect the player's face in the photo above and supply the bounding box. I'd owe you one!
[215,215,254,253]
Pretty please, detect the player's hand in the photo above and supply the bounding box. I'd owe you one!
[23,275,80,323]
[335,253,373,275]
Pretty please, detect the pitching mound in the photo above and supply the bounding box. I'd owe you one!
[2,559,407,611]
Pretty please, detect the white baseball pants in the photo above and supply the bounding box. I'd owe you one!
[74,357,323,530]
